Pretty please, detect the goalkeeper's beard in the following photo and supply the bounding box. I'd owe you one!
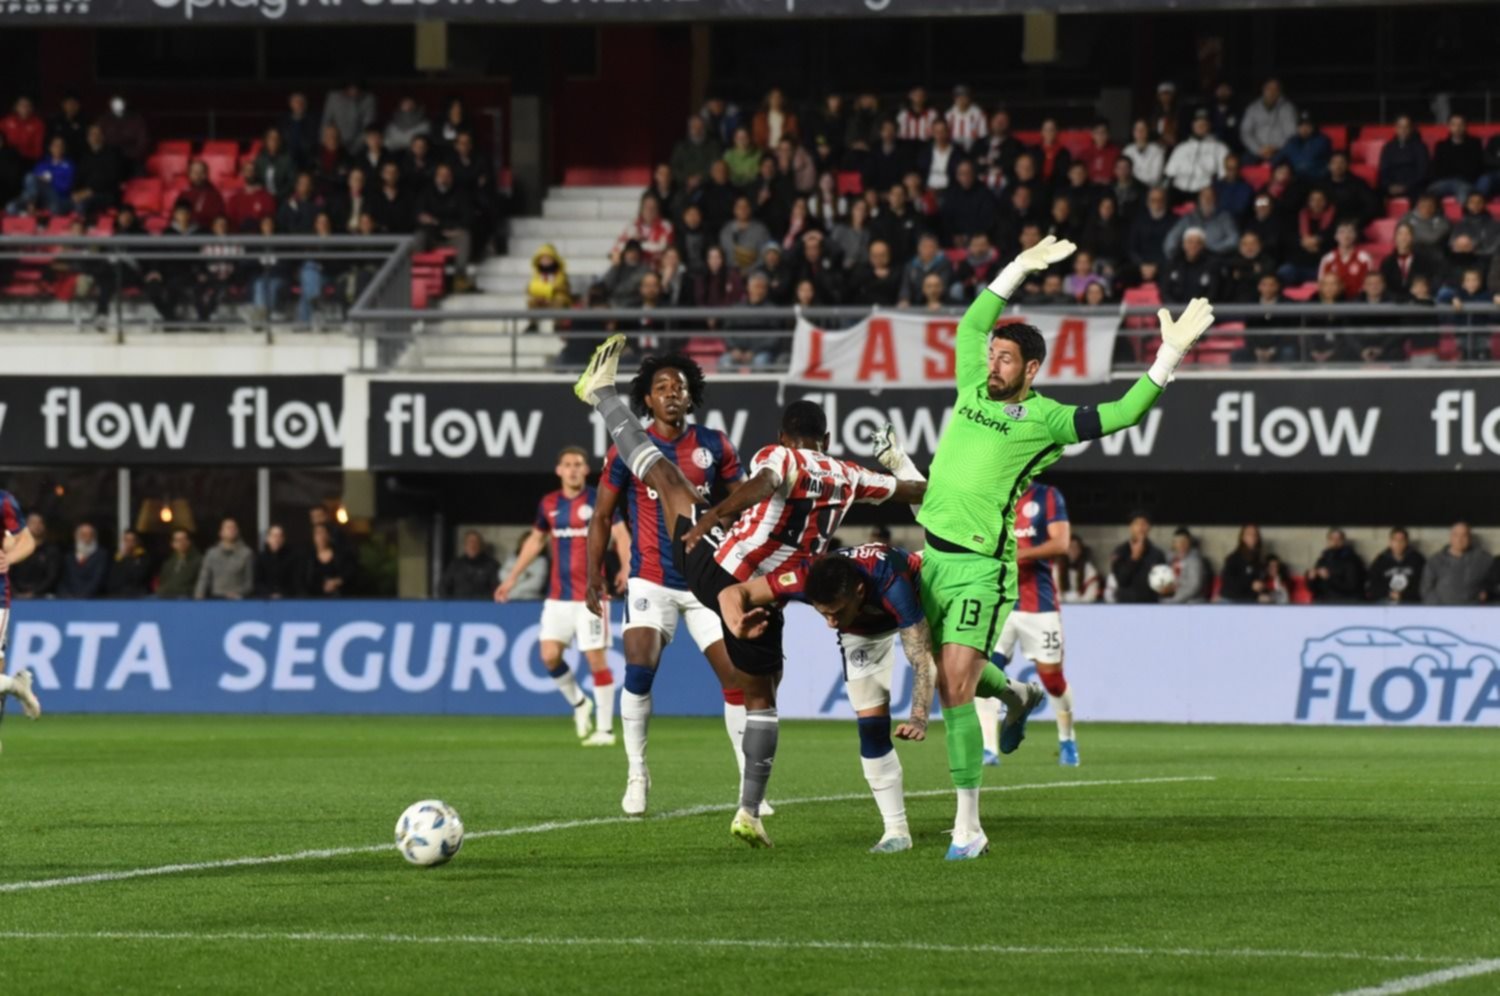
[986,370,1027,402]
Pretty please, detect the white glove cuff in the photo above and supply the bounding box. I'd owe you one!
[988,261,1030,302]
[1148,343,1185,388]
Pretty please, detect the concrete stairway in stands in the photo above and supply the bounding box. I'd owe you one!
[424,185,639,370]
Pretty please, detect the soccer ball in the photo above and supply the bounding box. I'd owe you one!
[395,799,464,867]
[1148,563,1176,594]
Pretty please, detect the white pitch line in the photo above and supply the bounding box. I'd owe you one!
[0,930,1469,967]
[0,775,1213,895]
[1330,959,1500,995]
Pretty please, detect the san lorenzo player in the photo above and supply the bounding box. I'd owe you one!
[0,489,42,749]
[586,353,762,817]
[497,447,631,745]
[574,334,925,847]
[979,481,1080,766]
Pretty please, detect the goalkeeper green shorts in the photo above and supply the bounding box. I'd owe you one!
[918,543,1012,655]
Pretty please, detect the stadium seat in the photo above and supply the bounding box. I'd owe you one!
[45,215,73,234]
[685,336,727,367]
[1240,163,1271,190]
[1195,321,1245,366]
[1357,124,1395,143]
[143,213,170,234]
[1173,201,1194,215]
[1349,163,1379,187]
[1418,124,1447,153]
[1320,125,1348,151]
[155,139,192,157]
[1121,284,1162,363]
[943,248,966,267]
[1,216,38,236]
[89,217,115,236]
[1490,202,1500,221]
[1385,197,1410,219]
[1289,574,1313,605]
[200,139,239,159]
[122,178,163,214]
[561,166,651,187]
[1350,138,1384,168]
[1442,198,1462,222]
[836,171,863,196]
[1365,217,1397,243]
[1012,129,1040,147]
[1283,281,1319,301]
[147,152,189,181]
[201,153,238,182]
[1057,130,1094,159]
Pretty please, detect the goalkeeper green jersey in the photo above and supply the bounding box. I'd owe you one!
[917,290,1163,577]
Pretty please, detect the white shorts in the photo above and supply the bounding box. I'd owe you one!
[621,577,725,652]
[838,630,898,712]
[539,599,609,653]
[995,610,1064,664]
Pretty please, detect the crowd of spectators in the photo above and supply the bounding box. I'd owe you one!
[1059,517,1500,606]
[529,80,1500,366]
[0,86,499,323]
[6,507,364,599]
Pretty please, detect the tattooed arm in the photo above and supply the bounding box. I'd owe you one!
[894,620,937,741]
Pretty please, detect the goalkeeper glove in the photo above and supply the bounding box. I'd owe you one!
[1148,297,1216,387]
[870,423,926,514]
[988,235,1077,301]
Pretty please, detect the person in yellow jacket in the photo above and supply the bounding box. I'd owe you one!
[527,243,572,311]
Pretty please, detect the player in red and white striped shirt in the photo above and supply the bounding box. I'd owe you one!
[896,86,939,143]
[574,334,925,848]
[944,85,988,152]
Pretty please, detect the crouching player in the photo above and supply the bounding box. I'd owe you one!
[0,489,42,750]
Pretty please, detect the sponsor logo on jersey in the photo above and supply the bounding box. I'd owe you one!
[692,447,714,469]
[1004,404,1028,421]
[956,404,1012,435]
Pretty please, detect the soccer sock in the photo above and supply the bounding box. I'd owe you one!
[723,687,747,778]
[593,392,663,481]
[0,674,11,694]
[739,708,779,816]
[975,661,1010,700]
[1052,688,1076,742]
[592,668,616,735]
[975,695,1001,757]
[546,661,586,708]
[857,716,907,835]
[943,701,984,839]
[622,664,655,775]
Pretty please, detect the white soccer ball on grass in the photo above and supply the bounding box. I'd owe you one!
[1148,563,1177,595]
[395,799,465,867]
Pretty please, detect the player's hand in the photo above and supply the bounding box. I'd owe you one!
[869,422,905,473]
[494,580,513,603]
[895,718,927,741]
[1157,297,1215,354]
[1013,234,1077,274]
[613,565,630,595]
[585,580,606,618]
[734,607,772,640]
[682,516,714,553]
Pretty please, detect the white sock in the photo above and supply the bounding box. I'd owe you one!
[1052,687,1076,742]
[954,787,982,841]
[724,701,747,778]
[975,695,1001,756]
[593,679,617,735]
[622,690,651,775]
[861,749,908,836]
[0,674,12,694]
[549,667,586,708]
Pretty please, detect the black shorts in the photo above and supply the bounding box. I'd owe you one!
[672,508,784,677]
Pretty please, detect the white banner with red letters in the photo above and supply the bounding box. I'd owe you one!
[785,310,1120,389]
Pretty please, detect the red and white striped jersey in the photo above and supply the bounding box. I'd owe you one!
[945,104,988,150]
[896,107,939,142]
[714,446,897,581]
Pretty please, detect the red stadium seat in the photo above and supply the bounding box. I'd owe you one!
[943,248,966,267]
[147,152,189,181]
[1,216,38,236]
[1357,124,1395,143]
[200,139,239,158]
[1057,130,1094,159]
[89,217,115,236]
[1385,197,1410,219]
[1320,125,1348,151]
[1365,218,1397,244]
[45,215,73,234]
[561,166,651,187]
[685,336,727,367]
[1283,282,1319,301]
[1351,139,1384,168]
[143,213,170,234]
[122,178,163,214]
[1012,130,1040,148]
[1240,163,1271,190]
[200,153,238,182]
[1289,575,1313,605]
[1349,163,1379,187]
[1418,124,1447,154]
[1442,198,1462,221]
[1489,202,1500,221]
[155,139,191,157]
[836,171,863,196]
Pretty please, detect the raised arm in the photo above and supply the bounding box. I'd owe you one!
[955,236,1077,391]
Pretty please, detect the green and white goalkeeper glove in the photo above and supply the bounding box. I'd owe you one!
[1148,297,1216,387]
[870,423,925,514]
[988,235,1078,301]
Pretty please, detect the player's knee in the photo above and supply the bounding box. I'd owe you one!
[623,662,657,695]
[847,675,891,716]
[856,714,893,759]
[1038,667,1068,697]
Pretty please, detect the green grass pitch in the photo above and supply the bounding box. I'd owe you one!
[0,715,1497,994]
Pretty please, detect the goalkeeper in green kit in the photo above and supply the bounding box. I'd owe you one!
[875,236,1215,860]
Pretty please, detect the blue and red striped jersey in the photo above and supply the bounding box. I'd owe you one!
[0,490,24,604]
[603,424,742,590]
[535,487,597,602]
[1013,483,1067,613]
[767,543,924,636]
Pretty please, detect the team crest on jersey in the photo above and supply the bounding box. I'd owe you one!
[577,504,592,520]
[1022,500,1039,519]
[778,571,798,587]
[692,447,714,469]
[1004,404,1028,421]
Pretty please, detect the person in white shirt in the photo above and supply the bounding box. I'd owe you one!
[1163,109,1228,198]
[1122,118,1165,187]
[922,119,959,192]
[944,84,988,151]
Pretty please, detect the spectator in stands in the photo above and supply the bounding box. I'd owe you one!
[724,127,761,188]
[871,182,921,262]
[751,88,797,150]
[250,216,290,324]
[402,135,438,193]
[720,195,772,273]
[977,107,1022,184]
[1078,120,1119,186]
[673,203,711,274]
[829,198,873,272]
[435,98,470,152]
[699,96,744,148]
[1122,119,1165,189]
[719,271,779,369]
[145,204,200,321]
[805,93,848,166]
[851,239,902,306]
[1220,231,1274,302]
[1454,191,1500,258]
[328,167,368,233]
[1080,196,1126,274]
[1063,251,1107,301]
[918,272,948,310]
[1059,537,1101,604]
[416,163,474,277]
[1107,157,1146,221]
[1151,81,1184,149]
[1032,118,1072,191]
[1259,556,1292,604]
[1243,193,1285,263]
[1127,185,1174,270]
[312,124,352,199]
[294,212,339,323]
[864,119,913,197]
[794,230,843,304]
[754,242,795,305]
[58,522,107,598]
[1043,195,1082,245]
[896,86,939,145]
[1204,82,1241,151]
[1304,271,1355,362]
[1275,111,1331,180]
[843,92,882,157]
[97,95,148,175]
[1318,155,1373,231]
[0,131,22,206]
[70,125,122,220]
[526,242,571,312]
[670,115,721,186]
[1235,273,1294,364]
[383,96,430,155]
[279,92,318,168]
[938,159,997,248]
[194,215,245,321]
[322,81,375,154]
[1436,265,1491,359]
[947,231,1001,303]
[694,158,737,236]
[277,172,321,235]
[439,531,500,599]
[369,162,413,234]
[1368,526,1423,604]
[1218,524,1267,603]
[1377,115,1428,199]
[614,193,674,264]
[1164,109,1227,199]
[452,130,498,257]
[1427,114,1483,204]
[780,198,817,251]
[1163,229,1221,303]
[1059,161,1097,221]
[1420,522,1492,605]
[252,128,297,199]
[194,518,253,599]
[47,92,87,162]
[600,239,649,307]
[2,96,45,165]
[10,513,59,598]
[1380,222,1435,299]
[806,172,847,232]
[1318,221,1375,299]
[6,135,73,216]
[1401,193,1451,252]
[174,160,226,231]
[101,529,149,598]
[1240,78,1297,164]
[775,136,816,196]
[1307,528,1366,603]
[354,125,394,178]
[917,119,963,195]
[252,524,300,598]
[1212,154,1254,223]
[1108,513,1166,604]
[156,529,202,599]
[694,244,745,320]
[898,232,952,306]
[305,523,354,597]
[1164,186,1238,258]
[1279,187,1337,286]
[1026,271,1074,306]
[1157,527,1207,603]
[656,246,690,307]
[941,85,984,152]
